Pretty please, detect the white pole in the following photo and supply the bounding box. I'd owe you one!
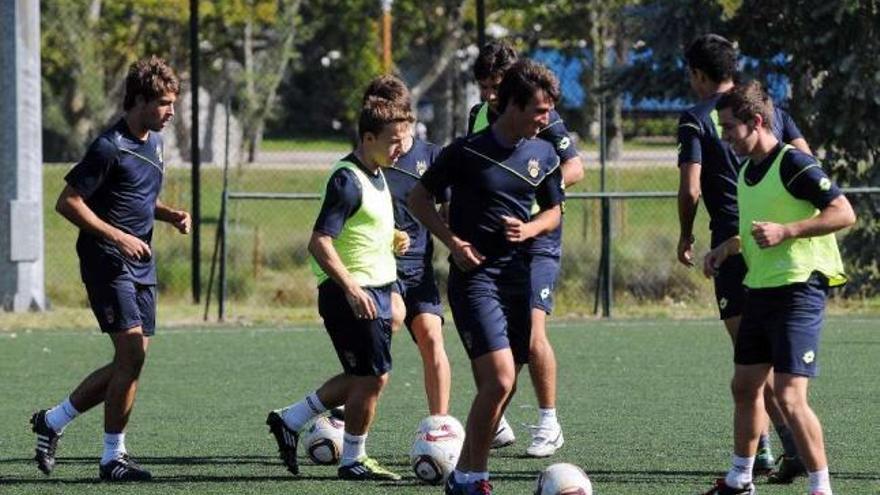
[0,0,46,311]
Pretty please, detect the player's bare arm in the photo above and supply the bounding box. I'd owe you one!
[560,155,584,188]
[154,199,191,234]
[408,182,485,271]
[308,231,377,319]
[751,195,856,249]
[677,162,702,266]
[501,204,561,243]
[703,235,741,278]
[55,184,151,260]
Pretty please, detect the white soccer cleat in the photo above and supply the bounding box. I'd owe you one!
[526,422,564,457]
[490,415,515,449]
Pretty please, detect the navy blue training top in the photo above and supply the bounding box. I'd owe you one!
[420,127,564,269]
[467,103,580,257]
[312,153,386,238]
[65,119,165,284]
[384,138,443,266]
[743,143,841,208]
[678,93,804,245]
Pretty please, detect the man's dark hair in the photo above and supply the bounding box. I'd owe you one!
[684,34,738,83]
[496,59,560,112]
[716,80,774,129]
[123,55,180,110]
[473,40,518,81]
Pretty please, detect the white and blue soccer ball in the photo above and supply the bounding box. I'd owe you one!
[534,463,593,495]
[409,415,465,485]
[304,414,345,465]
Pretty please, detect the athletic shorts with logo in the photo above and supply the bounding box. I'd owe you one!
[735,272,829,377]
[318,279,393,376]
[447,259,531,364]
[530,254,561,314]
[85,277,156,336]
[392,260,444,340]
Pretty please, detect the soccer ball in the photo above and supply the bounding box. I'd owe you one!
[409,415,465,484]
[534,463,593,495]
[304,414,345,465]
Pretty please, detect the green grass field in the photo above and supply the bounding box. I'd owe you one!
[1,318,878,494]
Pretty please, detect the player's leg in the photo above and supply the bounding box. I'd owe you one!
[410,313,450,415]
[458,349,516,472]
[390,288,406,333]
[769,276,828,491]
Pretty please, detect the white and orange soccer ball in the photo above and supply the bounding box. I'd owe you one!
[409,415,465,484]
[304,414,345,465]
[534,463,593,495]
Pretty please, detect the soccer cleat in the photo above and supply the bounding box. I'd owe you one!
[525,422,564,457]
[337,456,401,480]
[700,478,756,494]
[753,446,775,474]
[266,410,299,475]
[31,410,61,475]
[99,454,152,482]
[767,455,806,484]
[490,416,515,449]
[444,475,467,495]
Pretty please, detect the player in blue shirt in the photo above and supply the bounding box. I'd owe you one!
[700,80,854,495]
[409,60,565,495]
[362,76,452,417]
[677,34,811,479]
[467,40,584,458]
[30,56,189,482]
[265,84,413,482]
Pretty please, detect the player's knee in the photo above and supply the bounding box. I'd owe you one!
[773,386,806,417]
[480,372,515,401]
[114,348,146,378]
[417,330,444,356]
[729,376,761,404]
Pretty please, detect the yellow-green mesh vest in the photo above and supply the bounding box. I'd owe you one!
[310,160,397,287]
[472,102,490,134]
[737,144,846,289]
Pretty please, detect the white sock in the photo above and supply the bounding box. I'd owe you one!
[471,471,489,482]
[340,432,367,466]
[281,392,326,431]
[101,432,126,465]
[538,408,558,427]
[453,469,469,484]
[46,398,80,433]
[808,468,832,494]
[724,454,754,489]
[497,415,510,431]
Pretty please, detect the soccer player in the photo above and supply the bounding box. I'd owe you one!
[265,84,413,481]
[363,76,452,416]
[677,33,811,477]
[700,80,855,495]
[468,40,584,457]
[409,59,565,495]
[30,56,189,482]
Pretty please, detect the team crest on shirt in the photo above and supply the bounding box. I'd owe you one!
[416,160,428,176]
[527,158,540,178]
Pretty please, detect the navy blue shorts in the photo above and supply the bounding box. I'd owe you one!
[447,262,531,364]
[735,273,829,377]
[392,262,444,337]
[713,253,747,320]
[318,280,393,377]
[530,254,561,314]
[84,278,156,336]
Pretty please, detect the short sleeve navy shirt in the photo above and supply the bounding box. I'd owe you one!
[467,103,580,257]
[65,119,165,284]
[313,153,386,238]
[384,139,442,266]
[743,144,841,209]
[420,128,564,267]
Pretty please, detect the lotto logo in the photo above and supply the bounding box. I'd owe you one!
[719,297,728,310]
[802,350,815,364]
[540,287,550,300]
